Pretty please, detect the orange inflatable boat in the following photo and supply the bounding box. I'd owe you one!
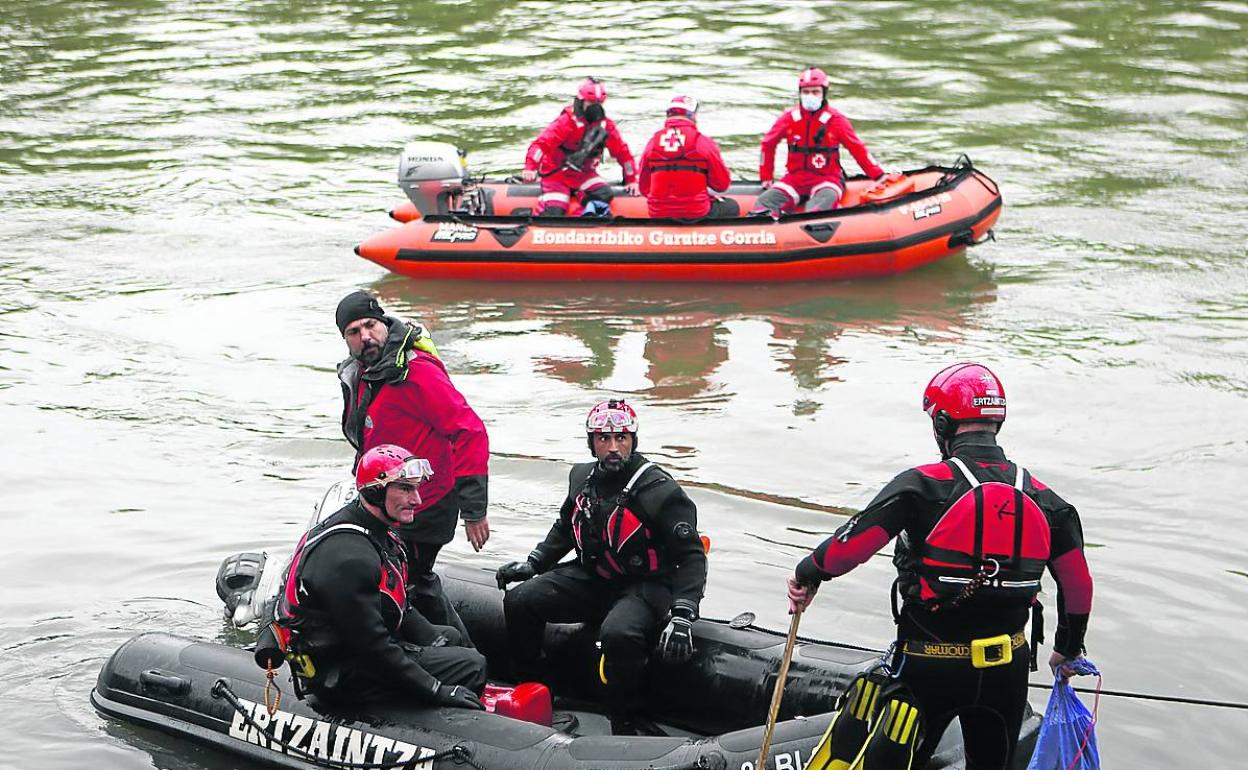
[355,148,1001,283]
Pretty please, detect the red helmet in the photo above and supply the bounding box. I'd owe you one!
[667,94,699,117]
[922,363,1007,433]
[355,444,434,497]
[586,399,638,434]
[577,77,607,103]
[798,67,829,90]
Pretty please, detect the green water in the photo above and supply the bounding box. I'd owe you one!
[2,1,1246,767]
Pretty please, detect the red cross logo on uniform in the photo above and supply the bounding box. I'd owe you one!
[811,154,827,169]
[660,128,685,153]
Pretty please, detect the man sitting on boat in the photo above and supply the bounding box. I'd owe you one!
[495,399,708,736]
[752,66,886,217]
[637,95,737,220]
[521,77,639,216]
[261,445,487,710]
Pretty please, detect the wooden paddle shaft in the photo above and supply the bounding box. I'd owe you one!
[755,607,802,770]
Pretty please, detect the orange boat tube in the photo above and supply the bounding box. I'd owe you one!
[356,159,1001,283]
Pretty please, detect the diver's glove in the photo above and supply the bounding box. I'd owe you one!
[432,682,484,710]
[658,605,697,663]
[495,560,537,590]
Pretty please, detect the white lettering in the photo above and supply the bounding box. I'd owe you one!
[248,705,271,748]
[307,721,332,759]
[369,735,395,764]
[287,715,313,751]
[719,228,777,246]
[269,711,291,744]
[343,728,373,764]
[330,726,350,762]
[228,701,249,740]
[775,751,796,770]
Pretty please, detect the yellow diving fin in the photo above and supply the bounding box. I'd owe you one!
[803,669,885,770]
[847,692,923,770]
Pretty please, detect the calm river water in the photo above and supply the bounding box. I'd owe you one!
[2,1,1246,768]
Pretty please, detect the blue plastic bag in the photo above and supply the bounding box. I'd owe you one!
[1026,658,1101,770]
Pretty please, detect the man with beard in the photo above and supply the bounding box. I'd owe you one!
[495,399,707,735]
[335,290,490,643]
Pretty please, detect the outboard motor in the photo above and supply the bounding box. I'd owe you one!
[397,141,468,215]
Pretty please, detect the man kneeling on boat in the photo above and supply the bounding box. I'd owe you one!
[522,77,639,216]
[638,95,738,220]
[259,445,487,710]
[495,399,708,736]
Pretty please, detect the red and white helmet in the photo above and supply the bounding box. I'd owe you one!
[922,362,1007,436]
[355,444,434,502]
[667,94,699,117]
[577,77,608,103]
[586,399,638,435]
[798,67,829,91]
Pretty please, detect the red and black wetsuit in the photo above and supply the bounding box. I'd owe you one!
[795,432,1093,769]
[503,452,707,721]
[273,500,486,705]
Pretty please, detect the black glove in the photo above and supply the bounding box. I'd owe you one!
[658,608,696,663]
[495,560,537,590]
[433,683,484,710]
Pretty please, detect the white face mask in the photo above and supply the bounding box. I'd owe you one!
[800,93,823,112]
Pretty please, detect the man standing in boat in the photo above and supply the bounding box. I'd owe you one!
[336,290,490,643]
[522,77,639,216]
[265,445,487,710]
[752,66,886,216]
[787,363,1094,769]
[637,95,738,219]
[495,399,708,736]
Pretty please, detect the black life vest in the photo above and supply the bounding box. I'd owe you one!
[272,520,408,654]
[570,461,663,580]
[916,457,1051,610]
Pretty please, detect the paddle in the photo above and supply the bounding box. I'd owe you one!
[756,606,803,770]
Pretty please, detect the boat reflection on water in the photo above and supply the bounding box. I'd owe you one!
[369,252,997,404]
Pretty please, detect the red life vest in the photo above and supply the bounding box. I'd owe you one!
[647,121,711,207]
[917,457,1051,609]
[570,462,662,580]
[785,107,841,177]
[272,522,408,653]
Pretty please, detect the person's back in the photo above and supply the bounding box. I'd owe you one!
[639,96,733,219]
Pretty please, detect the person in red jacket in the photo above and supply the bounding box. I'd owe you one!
[752,67,886,217]
[522,77,639,216]
[638,95,737,220]
[335,290,491,644]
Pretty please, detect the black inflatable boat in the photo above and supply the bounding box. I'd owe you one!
[92,565,1038,769]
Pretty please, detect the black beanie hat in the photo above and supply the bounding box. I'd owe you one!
[335,291,387,335]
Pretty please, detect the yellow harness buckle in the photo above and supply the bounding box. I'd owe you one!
[287,653,317,679]
[971,634,1013,669]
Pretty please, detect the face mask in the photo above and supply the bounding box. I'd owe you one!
[800,93,823,112]
[583,103,605,123]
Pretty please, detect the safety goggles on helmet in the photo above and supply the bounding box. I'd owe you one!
[585,399,638,433]
[362,457,434,490]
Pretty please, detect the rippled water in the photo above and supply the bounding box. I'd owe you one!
[2,1,1246,768]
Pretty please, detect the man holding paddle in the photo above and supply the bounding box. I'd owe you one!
[788,363,1094,770]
